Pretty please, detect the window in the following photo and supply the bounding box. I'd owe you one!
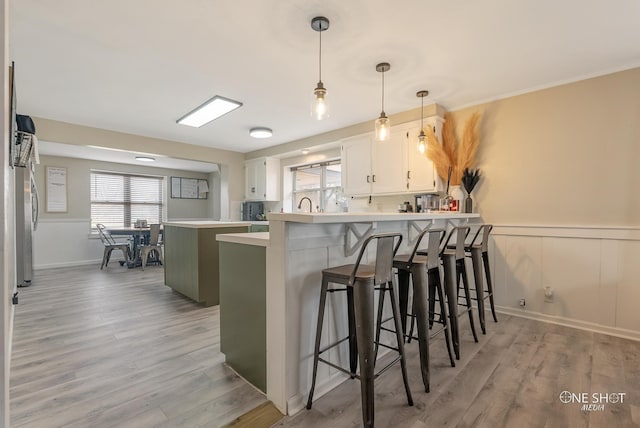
[90,170,165,229]
[291,160,342,212]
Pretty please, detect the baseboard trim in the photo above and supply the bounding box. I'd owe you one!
[34,259,102,270]
[496,306,640,342]
[286,371,349,416]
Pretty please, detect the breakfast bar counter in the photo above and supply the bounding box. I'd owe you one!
[262,211,479,414]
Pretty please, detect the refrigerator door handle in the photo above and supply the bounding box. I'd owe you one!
[31,176,39,231]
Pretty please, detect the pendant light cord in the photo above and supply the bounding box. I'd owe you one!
[420,94,424,129]
[381,70,385,113]
[318,25,322,82]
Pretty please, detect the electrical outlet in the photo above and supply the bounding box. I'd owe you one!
[519,298,526,307]
[544,286,554,303]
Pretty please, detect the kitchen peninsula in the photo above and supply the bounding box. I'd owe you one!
[220,211,479,415]
[163,220,251,306]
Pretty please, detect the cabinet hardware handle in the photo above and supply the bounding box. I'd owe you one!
[372,174,376,182]
[366,175,370,183]
[407,170,411,179]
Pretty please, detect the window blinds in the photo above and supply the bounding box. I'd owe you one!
[90,171,164,229]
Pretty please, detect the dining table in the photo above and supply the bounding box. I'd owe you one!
[107,226,162,268]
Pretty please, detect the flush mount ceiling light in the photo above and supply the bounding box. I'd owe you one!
[177,95,242,128]
[135,156,155,162]
[301,149,310,155]
[249,127,273,138]
[416,90,430,154]
[310,16,330,120]
[374,62,391,141]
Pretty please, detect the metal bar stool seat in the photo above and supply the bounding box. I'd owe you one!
[306,233,413,428]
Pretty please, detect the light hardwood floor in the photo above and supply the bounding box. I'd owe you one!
[11,264,640,428]
[10,264,267,428]
[277,309,640,427]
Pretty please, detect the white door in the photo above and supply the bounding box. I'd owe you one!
[371,129,407,194]
[341,134,373,195]
[407,125,437,192]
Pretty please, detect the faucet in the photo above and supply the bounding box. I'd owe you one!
[297,196,313,213]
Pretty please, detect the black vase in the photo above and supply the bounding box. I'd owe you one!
[464,195,473,213]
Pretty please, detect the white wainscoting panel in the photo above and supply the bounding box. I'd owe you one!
[491,225,640,340]
[33,219,103,269]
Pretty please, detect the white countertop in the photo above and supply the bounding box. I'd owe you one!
[216,232,270,247]
[266,211,480,224]
[163,220,252,229]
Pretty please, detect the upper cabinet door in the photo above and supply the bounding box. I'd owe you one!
[244,157,280,201]
[407,125,437,193]
[371,128,407,194]
[341,134,373,196]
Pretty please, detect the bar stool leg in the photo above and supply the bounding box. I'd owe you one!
[347,287,358,376]
[397,269,411,336]
[470,247,486,334]
[411,265,430,392]
[483,251,498,322]
[387,279,414,405]
[306,277,329,409]
[353,280,376,427]
[374,284,386,361]
[431,268,455,367]
[442,254,460,360]
[458,260,479,343]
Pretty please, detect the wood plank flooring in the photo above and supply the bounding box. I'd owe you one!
[11,264,640,427]
[277,312,640,428]
[10,264,267,428]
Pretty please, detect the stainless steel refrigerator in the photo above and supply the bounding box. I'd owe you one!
[15,160,39,287]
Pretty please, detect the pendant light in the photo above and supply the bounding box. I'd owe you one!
[374,62,391,141]
[311,16,330,120]
[416,90,429,154]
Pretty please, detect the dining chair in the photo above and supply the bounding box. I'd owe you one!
[139,224,163,270]
[96,224,131,270]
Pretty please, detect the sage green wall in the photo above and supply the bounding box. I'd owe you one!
[35,155,213,221]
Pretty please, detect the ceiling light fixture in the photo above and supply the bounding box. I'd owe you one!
[177,95,242,128]
[249,127,273,138]
[374,62,391,141]
[135,156,155,162]
[301,149,310,155]
[416,90,429,154]
[310,16,330,120]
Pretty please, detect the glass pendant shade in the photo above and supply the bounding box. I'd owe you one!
[374,62,391,141]
[375,113,390,141]
[311,81,329,120]
[417,130,427,154]
[416,90,429,153]
[310,16,330,121]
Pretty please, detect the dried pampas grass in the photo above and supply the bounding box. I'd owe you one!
[457,112,480,174]
[426,111,481,186]
[426,126,450,182]
[442,113,459,183]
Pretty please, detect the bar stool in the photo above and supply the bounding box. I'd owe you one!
[306,233,413,428]
[438,226,478,359]
[402,228,456,368]
[466,224,498,334]
[375,228,455,394]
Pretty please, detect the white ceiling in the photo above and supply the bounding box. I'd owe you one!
[10,0,640,155]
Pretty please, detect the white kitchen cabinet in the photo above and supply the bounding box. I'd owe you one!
[406,124,437,193]
[244,157,280,201]
[341,118,442,196]
[341,132,407,195]
[341,134,372,195]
